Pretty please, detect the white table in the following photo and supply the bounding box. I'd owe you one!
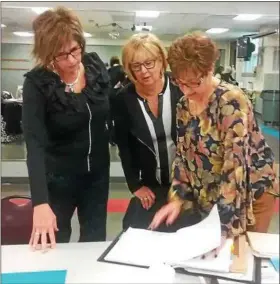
[2,242,203,283]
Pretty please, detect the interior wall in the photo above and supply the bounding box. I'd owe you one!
[1,40,230,95]
[1,43,122,95]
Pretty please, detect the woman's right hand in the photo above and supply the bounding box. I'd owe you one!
[29,203,58,251]
[134,186,156,210]
[148,200,184,230]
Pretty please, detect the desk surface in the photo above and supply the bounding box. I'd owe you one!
[2,242,203,283]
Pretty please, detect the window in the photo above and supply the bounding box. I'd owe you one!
[242,39,259,73]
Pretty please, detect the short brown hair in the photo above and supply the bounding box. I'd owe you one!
[122,33,168,83]
[168,32,219,78]
[32,6,85,67]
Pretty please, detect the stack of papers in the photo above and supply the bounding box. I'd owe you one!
[187,245,255,282]
[247,232,279,258]
[172,239,234,273]
[104,204,233,272]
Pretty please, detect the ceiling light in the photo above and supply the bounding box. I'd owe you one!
[108,31,120,40]
[206,28,229,34]
[233,14,262,21]
[136,11,160,18]
[13,31,34,37]
[135,25,153,32]
[31,7,50,15]
[1,24,6,28]
[83,32,92,38]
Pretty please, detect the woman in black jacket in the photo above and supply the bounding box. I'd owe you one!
[22,7,110,250]
[114,33,197,231]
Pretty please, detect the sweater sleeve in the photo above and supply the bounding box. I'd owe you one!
[22,78,49,207]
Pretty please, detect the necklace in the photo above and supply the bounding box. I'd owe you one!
[61,66,80,93]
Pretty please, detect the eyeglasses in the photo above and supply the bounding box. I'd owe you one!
[172,77,204,89]
[54,46,82,62]
[130,59,156,72]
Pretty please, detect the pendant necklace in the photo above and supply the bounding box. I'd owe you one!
[61,66,80,93]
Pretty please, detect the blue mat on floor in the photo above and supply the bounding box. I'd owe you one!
[260,124,280,139]
[1,270,67,284]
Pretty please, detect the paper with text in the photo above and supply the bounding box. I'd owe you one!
[105,204,222,267]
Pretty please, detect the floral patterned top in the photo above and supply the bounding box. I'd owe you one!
[169,82,278,237]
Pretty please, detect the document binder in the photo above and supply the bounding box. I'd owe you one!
[98,231,261,284]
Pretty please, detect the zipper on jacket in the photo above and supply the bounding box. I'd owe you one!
[86,103,92,172]
[136,137,162,184]
[136,137,156,157]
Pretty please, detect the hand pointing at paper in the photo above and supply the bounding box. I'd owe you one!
[149,200,183,230]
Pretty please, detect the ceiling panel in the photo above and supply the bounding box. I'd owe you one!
[1,2,279,42]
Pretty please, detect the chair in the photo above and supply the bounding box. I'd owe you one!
[1,195,33,245]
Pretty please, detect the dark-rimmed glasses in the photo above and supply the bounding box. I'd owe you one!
[172,77,204,89]
[130,59,156,72]
[54,45,82,62]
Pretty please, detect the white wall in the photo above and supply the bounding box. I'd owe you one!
[1,38,231,94]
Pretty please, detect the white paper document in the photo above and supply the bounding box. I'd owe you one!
[104,204,223,267]
[185,246,255,282]
[247,232,279,258]
[172,239,233,273]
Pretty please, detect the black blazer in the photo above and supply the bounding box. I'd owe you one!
[22,52,110,206]
[113,74,183,195]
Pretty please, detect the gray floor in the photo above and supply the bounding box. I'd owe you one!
[1,183,279,242]
[1,122,279,241]
[1,182,131,242]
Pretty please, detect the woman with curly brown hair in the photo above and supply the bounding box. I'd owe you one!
[150,32,278,244]
[22,7,110,250]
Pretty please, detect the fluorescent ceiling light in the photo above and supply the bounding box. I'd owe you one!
[83,32,92,38]
[108,31,120,39]
[206,28,229,34]
[233,14,262,21]
[31,7,50,14]
[135,25,153,32]
[13,31,34,37]
[136,11,160,18]
[1,24,6,28]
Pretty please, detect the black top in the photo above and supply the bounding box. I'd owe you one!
[108,65,125,88]
[22,52,110,207]
[113,74,183,197]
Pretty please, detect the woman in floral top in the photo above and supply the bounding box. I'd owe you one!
[150,33,278,239]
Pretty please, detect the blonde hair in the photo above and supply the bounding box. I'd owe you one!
[122,33,168,83]
[32,6,85,67]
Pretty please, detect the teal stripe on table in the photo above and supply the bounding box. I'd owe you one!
[1,270,67,284]
[260,124,280,139]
